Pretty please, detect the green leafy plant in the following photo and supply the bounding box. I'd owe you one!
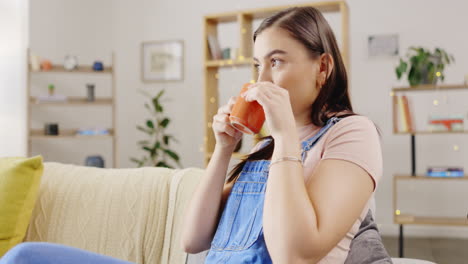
[396,47,455,86]
[130,89,181,168]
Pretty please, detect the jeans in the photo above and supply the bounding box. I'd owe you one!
[0,242,134,264]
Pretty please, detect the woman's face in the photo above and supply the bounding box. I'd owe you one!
[253,27,323,125]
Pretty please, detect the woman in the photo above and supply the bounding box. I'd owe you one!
[181,6,382,264]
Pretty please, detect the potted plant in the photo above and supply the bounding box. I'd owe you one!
[395,47,455,86]
[130,89,181,168]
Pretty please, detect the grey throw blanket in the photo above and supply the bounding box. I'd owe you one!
[344,210,393,264]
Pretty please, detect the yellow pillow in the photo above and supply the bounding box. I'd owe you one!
[0,156,43,257]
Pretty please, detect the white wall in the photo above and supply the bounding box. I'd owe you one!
[0,0,29,157]
[27,0,468,238]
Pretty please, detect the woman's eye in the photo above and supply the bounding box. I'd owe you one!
[254,64,261,70]
[271,58,281,67]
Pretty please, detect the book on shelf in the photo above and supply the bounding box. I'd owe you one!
[401,95,414,132]
[395,95,414,133]
[207,34,222,60]
[427,166,464,177]
[76,128,110,136]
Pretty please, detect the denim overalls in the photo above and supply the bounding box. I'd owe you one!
[205,117,342,264]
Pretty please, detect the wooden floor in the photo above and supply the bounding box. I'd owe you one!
[382,236,468,264]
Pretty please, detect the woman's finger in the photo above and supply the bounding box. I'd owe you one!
[222,123,237,137]
[213,114,230,123]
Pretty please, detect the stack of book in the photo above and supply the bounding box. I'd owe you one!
[426,166,464,177]
[35,95,68,103]
[428,116,464,132]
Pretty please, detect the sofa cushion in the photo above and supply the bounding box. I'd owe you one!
[0,156,43,257]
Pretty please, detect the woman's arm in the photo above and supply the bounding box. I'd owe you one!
[180,145,235,254]
[263,132,374,263]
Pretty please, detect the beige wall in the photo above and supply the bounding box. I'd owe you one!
[26,0,468,238]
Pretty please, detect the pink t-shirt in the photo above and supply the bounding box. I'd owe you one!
[252,115,383,263]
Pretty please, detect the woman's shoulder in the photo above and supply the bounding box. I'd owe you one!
[332,114,378,133]
[322,114,380,145]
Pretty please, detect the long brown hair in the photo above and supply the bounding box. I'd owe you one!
[226,6,353,183]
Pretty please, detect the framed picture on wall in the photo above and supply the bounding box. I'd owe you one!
[141,40,184,82]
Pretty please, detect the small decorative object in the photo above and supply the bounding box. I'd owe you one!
[44,123,59,135]
[48,84,55,96]
[230,83,266,135]
[368,34,399,57]
[222,48,231,60]
[131,89,182,168]
[63,55,78,71]
[395,47,455,86]
[85,155,105,168]
[30,53,41,71]
[92,61,104,71]
[40,60,52,71]
[141,40,184,82]
[86,83,95,102]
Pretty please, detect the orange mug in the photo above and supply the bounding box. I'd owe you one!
[229,83,265,135]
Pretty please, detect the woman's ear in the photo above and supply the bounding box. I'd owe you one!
[319,53,334,83]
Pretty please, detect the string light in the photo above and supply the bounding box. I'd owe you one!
[453,145,460,151]
[436,71,441,77]
[210,97,216,103]
[433,99,439,106]
[395,210,401,216]
[389,91,395,97]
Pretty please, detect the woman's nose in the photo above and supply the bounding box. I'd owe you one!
[257,69,272,83]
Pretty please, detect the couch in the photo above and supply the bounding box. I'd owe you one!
[21,162,432,264]
[23,162,203,264]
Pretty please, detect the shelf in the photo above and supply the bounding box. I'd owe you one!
[395,214,468,226]
[203,2,348,166]
[205,58,253,68]
[30,97,113,106]
[206,151,247,160]
[394,174,468,181]
[204,1,344,23]
[29,129,114,139]
[29,65,113,74]
[392,84,468,92]
[394,130,468,135]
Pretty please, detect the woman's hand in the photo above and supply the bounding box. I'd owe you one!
[212,96,243,150]
[242,82,296,139]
